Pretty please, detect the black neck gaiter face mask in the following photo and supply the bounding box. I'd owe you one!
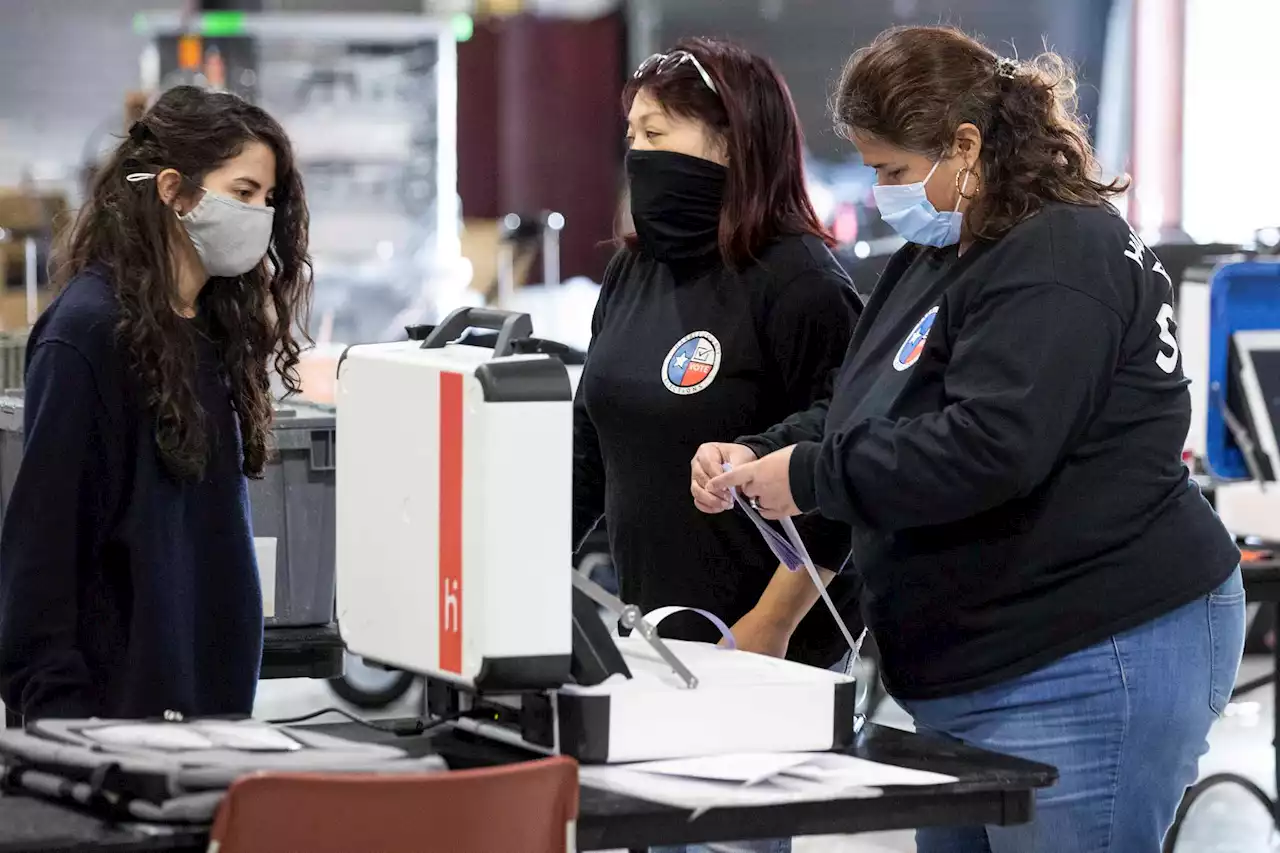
[626,149,727,263]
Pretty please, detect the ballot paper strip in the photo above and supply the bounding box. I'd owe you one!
[721,462,866,663]
[580,751,959,815]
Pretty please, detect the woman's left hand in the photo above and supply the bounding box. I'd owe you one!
[708,445,799,520]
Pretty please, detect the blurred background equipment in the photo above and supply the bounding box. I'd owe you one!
[0,185,67,393]
[0,188,65,332]
[0,0,1221,327]
[135,9,464,348]
[628,0,1122,294]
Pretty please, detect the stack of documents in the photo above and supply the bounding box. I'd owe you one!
[580,751,958,815]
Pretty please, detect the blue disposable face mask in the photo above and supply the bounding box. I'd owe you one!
[872,159,967,248]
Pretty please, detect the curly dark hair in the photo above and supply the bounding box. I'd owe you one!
[52,85,312,480]
[833,26,1128,240]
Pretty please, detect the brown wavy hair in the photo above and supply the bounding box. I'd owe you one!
[833,26,1127,240]
[52,85,312,480]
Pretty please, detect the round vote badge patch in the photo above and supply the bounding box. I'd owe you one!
[893,306,940,372]
[662,331,722,395]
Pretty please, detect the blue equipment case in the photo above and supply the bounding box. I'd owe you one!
[1205,260,1280,479]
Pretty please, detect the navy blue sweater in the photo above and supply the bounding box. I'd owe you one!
[0,270,263,720]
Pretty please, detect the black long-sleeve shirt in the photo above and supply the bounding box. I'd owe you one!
[574,236,863,668]
[0,269,263,720]
[741,203,1239,698]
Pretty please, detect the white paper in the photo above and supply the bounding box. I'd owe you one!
[777,752,958,788]
[254,537,278,619]
[580,750,958,817]
[84,724,217,751]
[623,753,816,786]
[194,720,304,752]
[580,765,878,815]
[83,721,303,753]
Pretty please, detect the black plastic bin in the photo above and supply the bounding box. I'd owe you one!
[0,396,336,629]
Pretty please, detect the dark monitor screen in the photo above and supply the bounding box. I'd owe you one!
[1228,331,1280,481]
[1252,351,1280,431]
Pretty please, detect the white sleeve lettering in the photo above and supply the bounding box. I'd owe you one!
[1152,257,1172,289]
[1124,231,1145,268]
[1154,302,1180,374]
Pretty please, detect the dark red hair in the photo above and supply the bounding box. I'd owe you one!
[622,37,834,268]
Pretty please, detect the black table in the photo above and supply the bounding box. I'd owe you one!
[0,720,1056,852]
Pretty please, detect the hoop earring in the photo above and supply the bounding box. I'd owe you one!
[955,167,981,200]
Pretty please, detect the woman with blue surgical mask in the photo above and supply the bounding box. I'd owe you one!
[692,25,1244,853]
[871,157,969,248]
[0,85,312,722]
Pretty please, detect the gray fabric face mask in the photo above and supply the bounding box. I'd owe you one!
[178,189,275,278]
[127,173,275,277]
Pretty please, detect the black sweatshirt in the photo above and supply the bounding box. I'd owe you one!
[574,235,863,668]
[0,270,263,720]
[741,203,1239,699]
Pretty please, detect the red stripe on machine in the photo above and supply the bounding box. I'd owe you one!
[439,371,463,674]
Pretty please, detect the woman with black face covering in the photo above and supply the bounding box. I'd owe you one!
[573,40,861,837]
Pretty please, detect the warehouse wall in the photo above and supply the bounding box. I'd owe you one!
[268,0,425,10]
[643,0,1114,162]
[0,0,184,190]
[457,12,625,282]
[0,0,436,193]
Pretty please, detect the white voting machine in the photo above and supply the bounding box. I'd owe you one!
[335,307,856,764]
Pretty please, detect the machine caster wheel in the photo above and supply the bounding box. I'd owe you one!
[328,652,417,710]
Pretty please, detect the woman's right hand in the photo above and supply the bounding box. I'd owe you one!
[691,442,758,513]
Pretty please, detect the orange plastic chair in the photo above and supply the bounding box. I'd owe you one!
[207,756,579,853]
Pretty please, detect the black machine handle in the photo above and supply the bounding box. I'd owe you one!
[420,307,534,359]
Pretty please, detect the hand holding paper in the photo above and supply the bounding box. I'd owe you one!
[708,447,799,520]
[690,442,758,513]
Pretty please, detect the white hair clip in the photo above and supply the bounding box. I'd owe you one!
[125,173,157,183]
[995,57,1019,79]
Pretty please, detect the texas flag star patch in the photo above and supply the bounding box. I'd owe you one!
[893,306,940,372]
[662,331,722,395]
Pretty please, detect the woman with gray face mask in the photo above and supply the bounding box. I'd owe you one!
[0,85,313,722]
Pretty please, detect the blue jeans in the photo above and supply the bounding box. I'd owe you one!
[651,652,856,853]
[902,566,1246,853]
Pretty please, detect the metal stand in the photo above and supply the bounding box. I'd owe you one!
[1164,773,1274,852]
